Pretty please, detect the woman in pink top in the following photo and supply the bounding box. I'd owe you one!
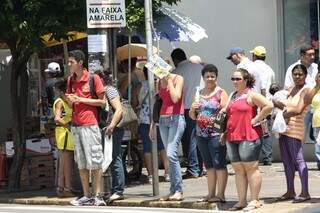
[158,73,185,201]
[223,69,273,211]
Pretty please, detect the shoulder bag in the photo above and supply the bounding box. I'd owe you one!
[212,92,235,133]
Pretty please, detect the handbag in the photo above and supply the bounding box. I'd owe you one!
[212,111,227,133]
[117,99,138,128]
[152,94,162,123]
[212,92,235,133]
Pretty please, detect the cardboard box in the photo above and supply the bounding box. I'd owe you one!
[5,138,52,157]
[26,138,52,156]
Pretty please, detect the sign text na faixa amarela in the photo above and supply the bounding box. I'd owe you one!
[86,0,126,28]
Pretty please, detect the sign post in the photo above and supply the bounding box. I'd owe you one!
[86,0,126,196]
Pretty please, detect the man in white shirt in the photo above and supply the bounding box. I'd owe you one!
[284,45,317,89]
[251,45,276,165]
[226,47,265,95]
[171,48,203,178]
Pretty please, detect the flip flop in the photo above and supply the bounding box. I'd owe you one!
[197,197,209,202]
[228,205,245,211]
[275,195,295,202]
[207,197,226,203]
[292,196,311,203]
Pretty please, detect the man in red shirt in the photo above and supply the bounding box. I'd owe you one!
[66,50,106,206]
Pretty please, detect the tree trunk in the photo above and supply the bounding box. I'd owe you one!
[8,50,30,192]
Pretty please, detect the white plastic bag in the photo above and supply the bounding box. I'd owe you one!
[102,134,113,173]
[316,130,320,146]
[272,111,287,134]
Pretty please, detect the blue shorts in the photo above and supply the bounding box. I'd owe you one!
[138,123,165,153]
[226,139,262,162]
[196,135,227,170]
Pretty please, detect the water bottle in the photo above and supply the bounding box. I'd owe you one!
[194,86,200,103]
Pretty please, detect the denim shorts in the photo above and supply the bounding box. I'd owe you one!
[226,139,262,162]
[196,135,227,170]
[138,123,165,153]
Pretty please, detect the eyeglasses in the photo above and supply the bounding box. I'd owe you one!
[231,77,243,81]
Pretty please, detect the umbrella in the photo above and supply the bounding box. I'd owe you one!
[154,6,208,43]
[116,43,159,61]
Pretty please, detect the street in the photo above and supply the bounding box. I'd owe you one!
[0,204,224,213]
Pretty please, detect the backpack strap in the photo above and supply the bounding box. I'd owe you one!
[89,73,98,99]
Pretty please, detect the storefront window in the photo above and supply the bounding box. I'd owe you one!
[283,0,319,69]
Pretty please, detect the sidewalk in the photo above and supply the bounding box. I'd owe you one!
[1,163,320,212]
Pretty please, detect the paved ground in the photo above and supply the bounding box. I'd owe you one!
[1,162,320,212]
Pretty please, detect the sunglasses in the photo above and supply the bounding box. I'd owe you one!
[231,77,243,81]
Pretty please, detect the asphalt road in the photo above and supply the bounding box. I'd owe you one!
[0,204,228,213]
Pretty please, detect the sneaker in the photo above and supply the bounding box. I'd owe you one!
[147,175,153,184]
[70,196,94,206]
[164,174,170,182]
[169,191,183,201]
[94,196,106,206]
[107,193,124,204]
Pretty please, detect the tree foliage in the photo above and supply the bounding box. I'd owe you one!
[125,0,181,30]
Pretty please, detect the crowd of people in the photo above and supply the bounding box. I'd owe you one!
[48,44,320,211]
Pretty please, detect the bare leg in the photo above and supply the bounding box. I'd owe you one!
[206,168,217,198]
[79,169,90,197]
[232,162,248,207]
[144,153,152,175]
[216,168,228,200]
[243,161,261,202]
[58,152,65,190]
[92,169,103,196]
[63,151,74,189]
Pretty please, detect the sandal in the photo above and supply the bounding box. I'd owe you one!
[243,201,262,212]
[207,196,226,203]
[228,205,245,211]
[292,196,311,203]
[197,196,209,202]
[275,194,295,202]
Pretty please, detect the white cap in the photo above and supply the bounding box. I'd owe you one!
[45,62,60,73]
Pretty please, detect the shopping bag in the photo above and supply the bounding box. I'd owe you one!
[102,134,113,173]
[272,111,287,134]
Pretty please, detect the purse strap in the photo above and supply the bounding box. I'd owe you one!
[222,91,235,111]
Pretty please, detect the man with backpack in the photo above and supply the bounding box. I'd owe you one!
[66,50,107,206]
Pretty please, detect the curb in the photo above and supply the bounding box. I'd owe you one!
[0,197,217,210]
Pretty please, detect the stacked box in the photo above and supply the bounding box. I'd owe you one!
[20,154,55,190]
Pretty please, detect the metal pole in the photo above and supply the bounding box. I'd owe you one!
[145,0,159,196]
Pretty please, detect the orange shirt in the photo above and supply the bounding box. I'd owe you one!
[67,69,105,126]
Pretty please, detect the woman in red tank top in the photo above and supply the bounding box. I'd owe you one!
[223,69,273,211]
[157,73,186,201]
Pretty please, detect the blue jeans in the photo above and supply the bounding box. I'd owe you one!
[159,115,186,194]
[182,109,201,176]
[111,127,125,195]
[261,118,273,163]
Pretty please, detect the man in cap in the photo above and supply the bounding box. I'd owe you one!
[44,62,62,108]
[226,47,265,95]
[251,46,275,165]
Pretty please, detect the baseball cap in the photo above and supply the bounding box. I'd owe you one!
[250,46,266,57]
[45,62,61,73]
[226,47,245,60]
